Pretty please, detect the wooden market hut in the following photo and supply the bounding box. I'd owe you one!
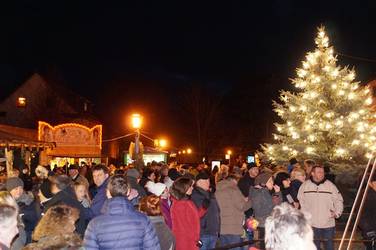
[0,73,103,170]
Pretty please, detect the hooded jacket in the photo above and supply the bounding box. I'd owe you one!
[148,216,175,250]
[16,192,39,243]
[298,178,343,228]
[83,196,160,250]
[23,233,83,250]
[43,187,87,236]
[216,179,252,235]
[191,187,221,236]
[249,186,281,227]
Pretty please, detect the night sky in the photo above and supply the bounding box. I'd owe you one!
[1,1,376,157]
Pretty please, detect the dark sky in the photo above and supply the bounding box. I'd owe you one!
[1,1,376,155]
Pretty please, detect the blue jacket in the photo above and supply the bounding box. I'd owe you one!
[84,196,161,250]
[86,178,109,220]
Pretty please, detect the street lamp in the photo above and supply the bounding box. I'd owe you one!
[187,148,192,154]
[131,114,143,168]
[131,114,142,129]
[159,139,167,148]
[226,150,232,164]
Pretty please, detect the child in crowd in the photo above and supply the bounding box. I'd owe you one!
[74,182,91,208]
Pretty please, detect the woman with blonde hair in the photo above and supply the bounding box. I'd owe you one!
[23,205,82,250]
[290,168,306,204]
[0,191,26,250]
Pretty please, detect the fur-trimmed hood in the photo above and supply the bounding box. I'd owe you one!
[23,233,83,250]
[17,191,34,206]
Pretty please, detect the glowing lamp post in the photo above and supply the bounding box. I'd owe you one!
[226,150,232,164]
[131,114,143,166]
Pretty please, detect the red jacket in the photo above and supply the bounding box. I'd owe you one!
[171,198,206,250]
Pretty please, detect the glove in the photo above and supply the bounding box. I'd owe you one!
[202,198,211,209]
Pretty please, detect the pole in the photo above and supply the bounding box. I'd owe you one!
[134,129,144,170]
[339,155,374,249]
[135,129,140,157]
[347,158,376,250]
[5,148,13,177]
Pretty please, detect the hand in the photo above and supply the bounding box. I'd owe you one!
[128,188,139,201]
[293,202,300,209]
[273,185,280,193]
[330,210,337,218]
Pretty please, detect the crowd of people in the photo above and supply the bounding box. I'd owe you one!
[0,157,375,250]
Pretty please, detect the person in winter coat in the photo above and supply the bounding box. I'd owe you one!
[0,191,26,250]
[140,168,157,195]
[358,172,376,250]
[19,168,33,192]
[69,164,90,190]
[146,181,172,229]
[249,172,282,249]
[164,168,181,189]
[23,205,83,250]
[191,172,221,250]
[274,172,298,208]
[290,168,306,203]
[139,195,175,250]
[298,165,343,250]
[5,177,39,244]
[238,163,259,197]
[43,175,87,237]
[170,177,206,250]
[265,203,316,250]
[84,175,160,250]
[216,175,252,249]
[0,204,19,250]
[126,168,147,198]
[86,164,110,220]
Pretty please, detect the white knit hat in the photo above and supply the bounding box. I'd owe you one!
[145,182,167,196]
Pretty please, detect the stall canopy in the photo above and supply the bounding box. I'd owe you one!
[0,124,54,148]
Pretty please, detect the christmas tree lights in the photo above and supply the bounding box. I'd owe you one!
[262,26,376,172]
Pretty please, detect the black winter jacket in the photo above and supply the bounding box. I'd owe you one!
[191,187,221,236]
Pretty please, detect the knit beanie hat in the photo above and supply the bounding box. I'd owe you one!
[247,163,258,171]
[195,171,210,182]
[146,182,167,196]
[254,172,272,186]
[127,168,141,179]
[168,168,181,181]
[289,158,298,165]
[39,179,53,199]
[5,177,24,192]
[274,172,290,187]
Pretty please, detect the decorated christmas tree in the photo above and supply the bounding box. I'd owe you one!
[262,26,376,173]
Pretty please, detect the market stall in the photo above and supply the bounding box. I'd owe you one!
[38,121,104,167]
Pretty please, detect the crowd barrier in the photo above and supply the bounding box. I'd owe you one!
[210,238,373,250]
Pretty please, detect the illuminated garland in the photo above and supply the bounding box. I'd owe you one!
[38,121,103,149]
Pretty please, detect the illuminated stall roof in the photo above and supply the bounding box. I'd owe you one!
[0,124,54,148]
[38,121,102,158]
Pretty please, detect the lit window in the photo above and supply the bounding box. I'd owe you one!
[17,97,26,107]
